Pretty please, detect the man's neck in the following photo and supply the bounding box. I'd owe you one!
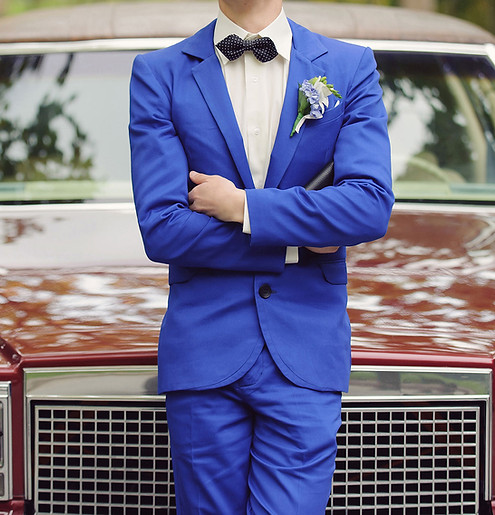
[218,0,283,33]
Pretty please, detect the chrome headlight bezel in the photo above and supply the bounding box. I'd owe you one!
[0,382,12,501]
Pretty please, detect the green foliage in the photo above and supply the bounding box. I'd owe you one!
[437,0,495,35]
[297,0,495,34]
[5,0,103,16]
[0,54,93,183]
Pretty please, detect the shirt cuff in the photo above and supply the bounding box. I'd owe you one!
[285,246,299,264]
[243,197,251,234]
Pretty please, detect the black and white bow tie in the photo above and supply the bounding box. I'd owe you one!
[216,34,278,63]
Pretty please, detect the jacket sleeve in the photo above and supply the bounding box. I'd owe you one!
[245,46,394,248]
[129,54,286,272]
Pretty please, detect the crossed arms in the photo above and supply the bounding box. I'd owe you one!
[188,171,339,254]
[129,46,394,273]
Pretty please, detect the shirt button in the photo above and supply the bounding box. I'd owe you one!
[252,76,259,83]
[259,284,272,299]
[253,128,260,136]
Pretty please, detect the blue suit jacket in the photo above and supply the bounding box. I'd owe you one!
[129,18,394,394]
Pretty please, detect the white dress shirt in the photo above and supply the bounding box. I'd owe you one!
[214,8,299,263]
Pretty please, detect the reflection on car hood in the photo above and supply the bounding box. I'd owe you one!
[0,265,167,364]
[0,204,165,365]
[0,204,494,366]
[347,205,495,365]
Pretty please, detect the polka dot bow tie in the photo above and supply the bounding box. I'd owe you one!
[216,34,278,63]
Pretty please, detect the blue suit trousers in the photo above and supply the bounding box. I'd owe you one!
[165,346,342,514]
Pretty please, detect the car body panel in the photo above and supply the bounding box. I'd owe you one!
[0,2,494,45]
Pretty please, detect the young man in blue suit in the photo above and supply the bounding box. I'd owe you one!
[130,0,393,512]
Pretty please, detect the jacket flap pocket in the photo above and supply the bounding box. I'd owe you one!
[319,260,347,285]
[168,265,197,285]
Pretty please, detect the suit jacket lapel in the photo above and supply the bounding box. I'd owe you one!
[182,19,329,190]
[183,22,254,189]
[264,21,328,189]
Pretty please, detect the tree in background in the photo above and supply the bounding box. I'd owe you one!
[437,0,495,35]
[399,0,436,10]
[328,0,494,34]
[400,0,495,35]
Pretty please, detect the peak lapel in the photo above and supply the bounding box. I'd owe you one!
[184,22,254,189]
[264,22,327,189]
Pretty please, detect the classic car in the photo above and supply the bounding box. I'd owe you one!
[0,1,494,513]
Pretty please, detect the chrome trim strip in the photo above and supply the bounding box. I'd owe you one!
[484,42,495,66]
[346,365,492,397]
[0,382,12,501]
[0,38,492,57]
[25,366,160,398]
[0,202,136,213]
[26,394,163,403]
[0,38,181,55]
[488,375,493,500]
[25,365,492,399]
[2,201,495,216]
[23,382,32,500]
[345,40,492,56]
[342,395,489,405]
[393,202,495,214]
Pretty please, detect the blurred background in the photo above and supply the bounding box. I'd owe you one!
[0,0,494,35]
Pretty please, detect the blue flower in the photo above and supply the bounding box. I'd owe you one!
[301,80,319,105]
[310,103,323,118]
[290,76,342,136]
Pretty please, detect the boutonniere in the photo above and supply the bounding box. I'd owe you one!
[290,76,342,137]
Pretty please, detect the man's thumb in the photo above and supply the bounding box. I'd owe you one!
[189,171,207,184]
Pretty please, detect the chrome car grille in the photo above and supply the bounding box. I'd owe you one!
[25,366,491,514]
[331,404,482,514]
[33,403,173,513]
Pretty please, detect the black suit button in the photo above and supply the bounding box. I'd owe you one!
[259,284,272,299]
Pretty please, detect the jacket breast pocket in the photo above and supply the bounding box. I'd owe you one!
[318,103,345,125]
[302,104,344,144]
[319,260,348,285]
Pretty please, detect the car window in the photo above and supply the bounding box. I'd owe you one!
[377,51,495,202]
[0,49,494,204]
[0,50,135,203]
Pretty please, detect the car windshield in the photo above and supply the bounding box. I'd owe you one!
[0,49,494,203]
[0,51,135,203]
[378,51,495,202]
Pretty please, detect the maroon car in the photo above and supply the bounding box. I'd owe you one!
[1,2,495,513]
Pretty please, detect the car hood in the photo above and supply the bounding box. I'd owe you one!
[0,265,167,366]
[347,204,495,366]
[0,205,166,367]
[0,204,494,367]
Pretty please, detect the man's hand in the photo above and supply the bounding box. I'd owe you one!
[306,246,340,254]
[188,171,245,224]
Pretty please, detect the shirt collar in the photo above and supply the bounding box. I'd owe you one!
[214,8,292,65]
